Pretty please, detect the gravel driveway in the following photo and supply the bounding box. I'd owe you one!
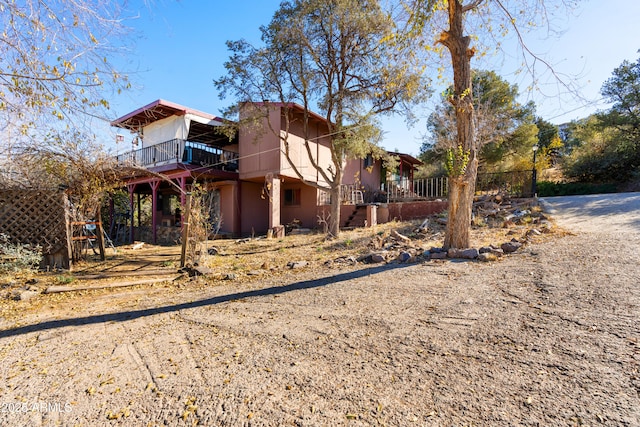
[540,192,640,233]
[1,194,639,426]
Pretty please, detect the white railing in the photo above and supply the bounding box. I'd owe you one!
[384,176,448,202]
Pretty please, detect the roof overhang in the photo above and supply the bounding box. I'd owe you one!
[111,99,224,131]
[389,151,422,166]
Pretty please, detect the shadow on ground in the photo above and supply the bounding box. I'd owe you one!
[0,263,407,339]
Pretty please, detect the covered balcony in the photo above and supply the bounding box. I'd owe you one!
[116,138,239,172]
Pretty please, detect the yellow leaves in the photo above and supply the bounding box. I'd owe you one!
[106,407,131,420]
[99,377,114,386]
[181,396,198,422]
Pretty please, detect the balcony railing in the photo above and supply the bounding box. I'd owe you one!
[384,176,448,202]
[116,138,239,172]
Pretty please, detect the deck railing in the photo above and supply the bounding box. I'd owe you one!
[384,176,449,202]
[116,139,239,171]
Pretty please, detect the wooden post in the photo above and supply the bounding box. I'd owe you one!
[128,184,135,244]
[95,205,106,261]
[179,192,191,268]
[150,180,160,245]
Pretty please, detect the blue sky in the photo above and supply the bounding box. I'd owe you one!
[108,0,640,156]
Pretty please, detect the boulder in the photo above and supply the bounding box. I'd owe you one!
[447,248,479,260]
[501,241,522,253]
[397,251,412,263]
[430,252,448,260]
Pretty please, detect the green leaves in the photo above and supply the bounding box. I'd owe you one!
[445,145,470,177]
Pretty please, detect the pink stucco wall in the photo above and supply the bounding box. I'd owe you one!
[343,157,382,191]
[216,182,238,236]
[238,108,282,181]
[240,181,269,236]
[385,200,448,222]
[280,181,318,229]
[239,104,334,185]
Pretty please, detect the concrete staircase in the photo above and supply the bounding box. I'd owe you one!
[343,205,368,228]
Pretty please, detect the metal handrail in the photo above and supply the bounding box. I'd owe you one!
[116,139,238,171]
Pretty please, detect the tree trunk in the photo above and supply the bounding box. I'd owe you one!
[440,0,479,250]
[329,184,341,238]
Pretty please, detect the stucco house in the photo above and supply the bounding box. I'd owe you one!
[112,99,445,243]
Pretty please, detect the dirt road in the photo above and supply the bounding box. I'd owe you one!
[1,197,639,426]
[540,192,640,233]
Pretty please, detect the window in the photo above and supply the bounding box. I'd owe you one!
[284,188,301,206]
[363,154,374,168]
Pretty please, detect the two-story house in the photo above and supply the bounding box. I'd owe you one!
[112,100,444,243]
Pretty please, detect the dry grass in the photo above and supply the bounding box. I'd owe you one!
[0,206,563,325]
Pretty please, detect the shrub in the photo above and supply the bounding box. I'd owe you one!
[537,181,618,197]
[0,233,42,272]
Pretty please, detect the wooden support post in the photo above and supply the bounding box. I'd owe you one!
[95,206,106,261]
[127,183,136,244]
[179,193,191,268]
[150,180,161,245]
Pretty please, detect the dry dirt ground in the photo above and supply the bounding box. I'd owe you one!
[0,205,639,426]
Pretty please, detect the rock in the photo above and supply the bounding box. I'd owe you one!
[480,246,504,257]
[10,289,39,301]
[334,256,357,265]
[370,253,386,263]
[461,248,479,259]
[430,252,448,260]
[478,253,498,262]
[447,248,479,259]
[491,247,504,257]
[397,251,412,263]
[287,261,308,269]
[501,241,522,253]
[186,266,213,277]
[358,253,386,264]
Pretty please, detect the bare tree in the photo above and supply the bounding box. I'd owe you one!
[0,0,133,137]
[216,0,428,237]
[404,0,579,249]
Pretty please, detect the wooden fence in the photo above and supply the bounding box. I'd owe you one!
[0,189,72,269]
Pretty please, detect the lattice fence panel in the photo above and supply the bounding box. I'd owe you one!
[0,189,71,268]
